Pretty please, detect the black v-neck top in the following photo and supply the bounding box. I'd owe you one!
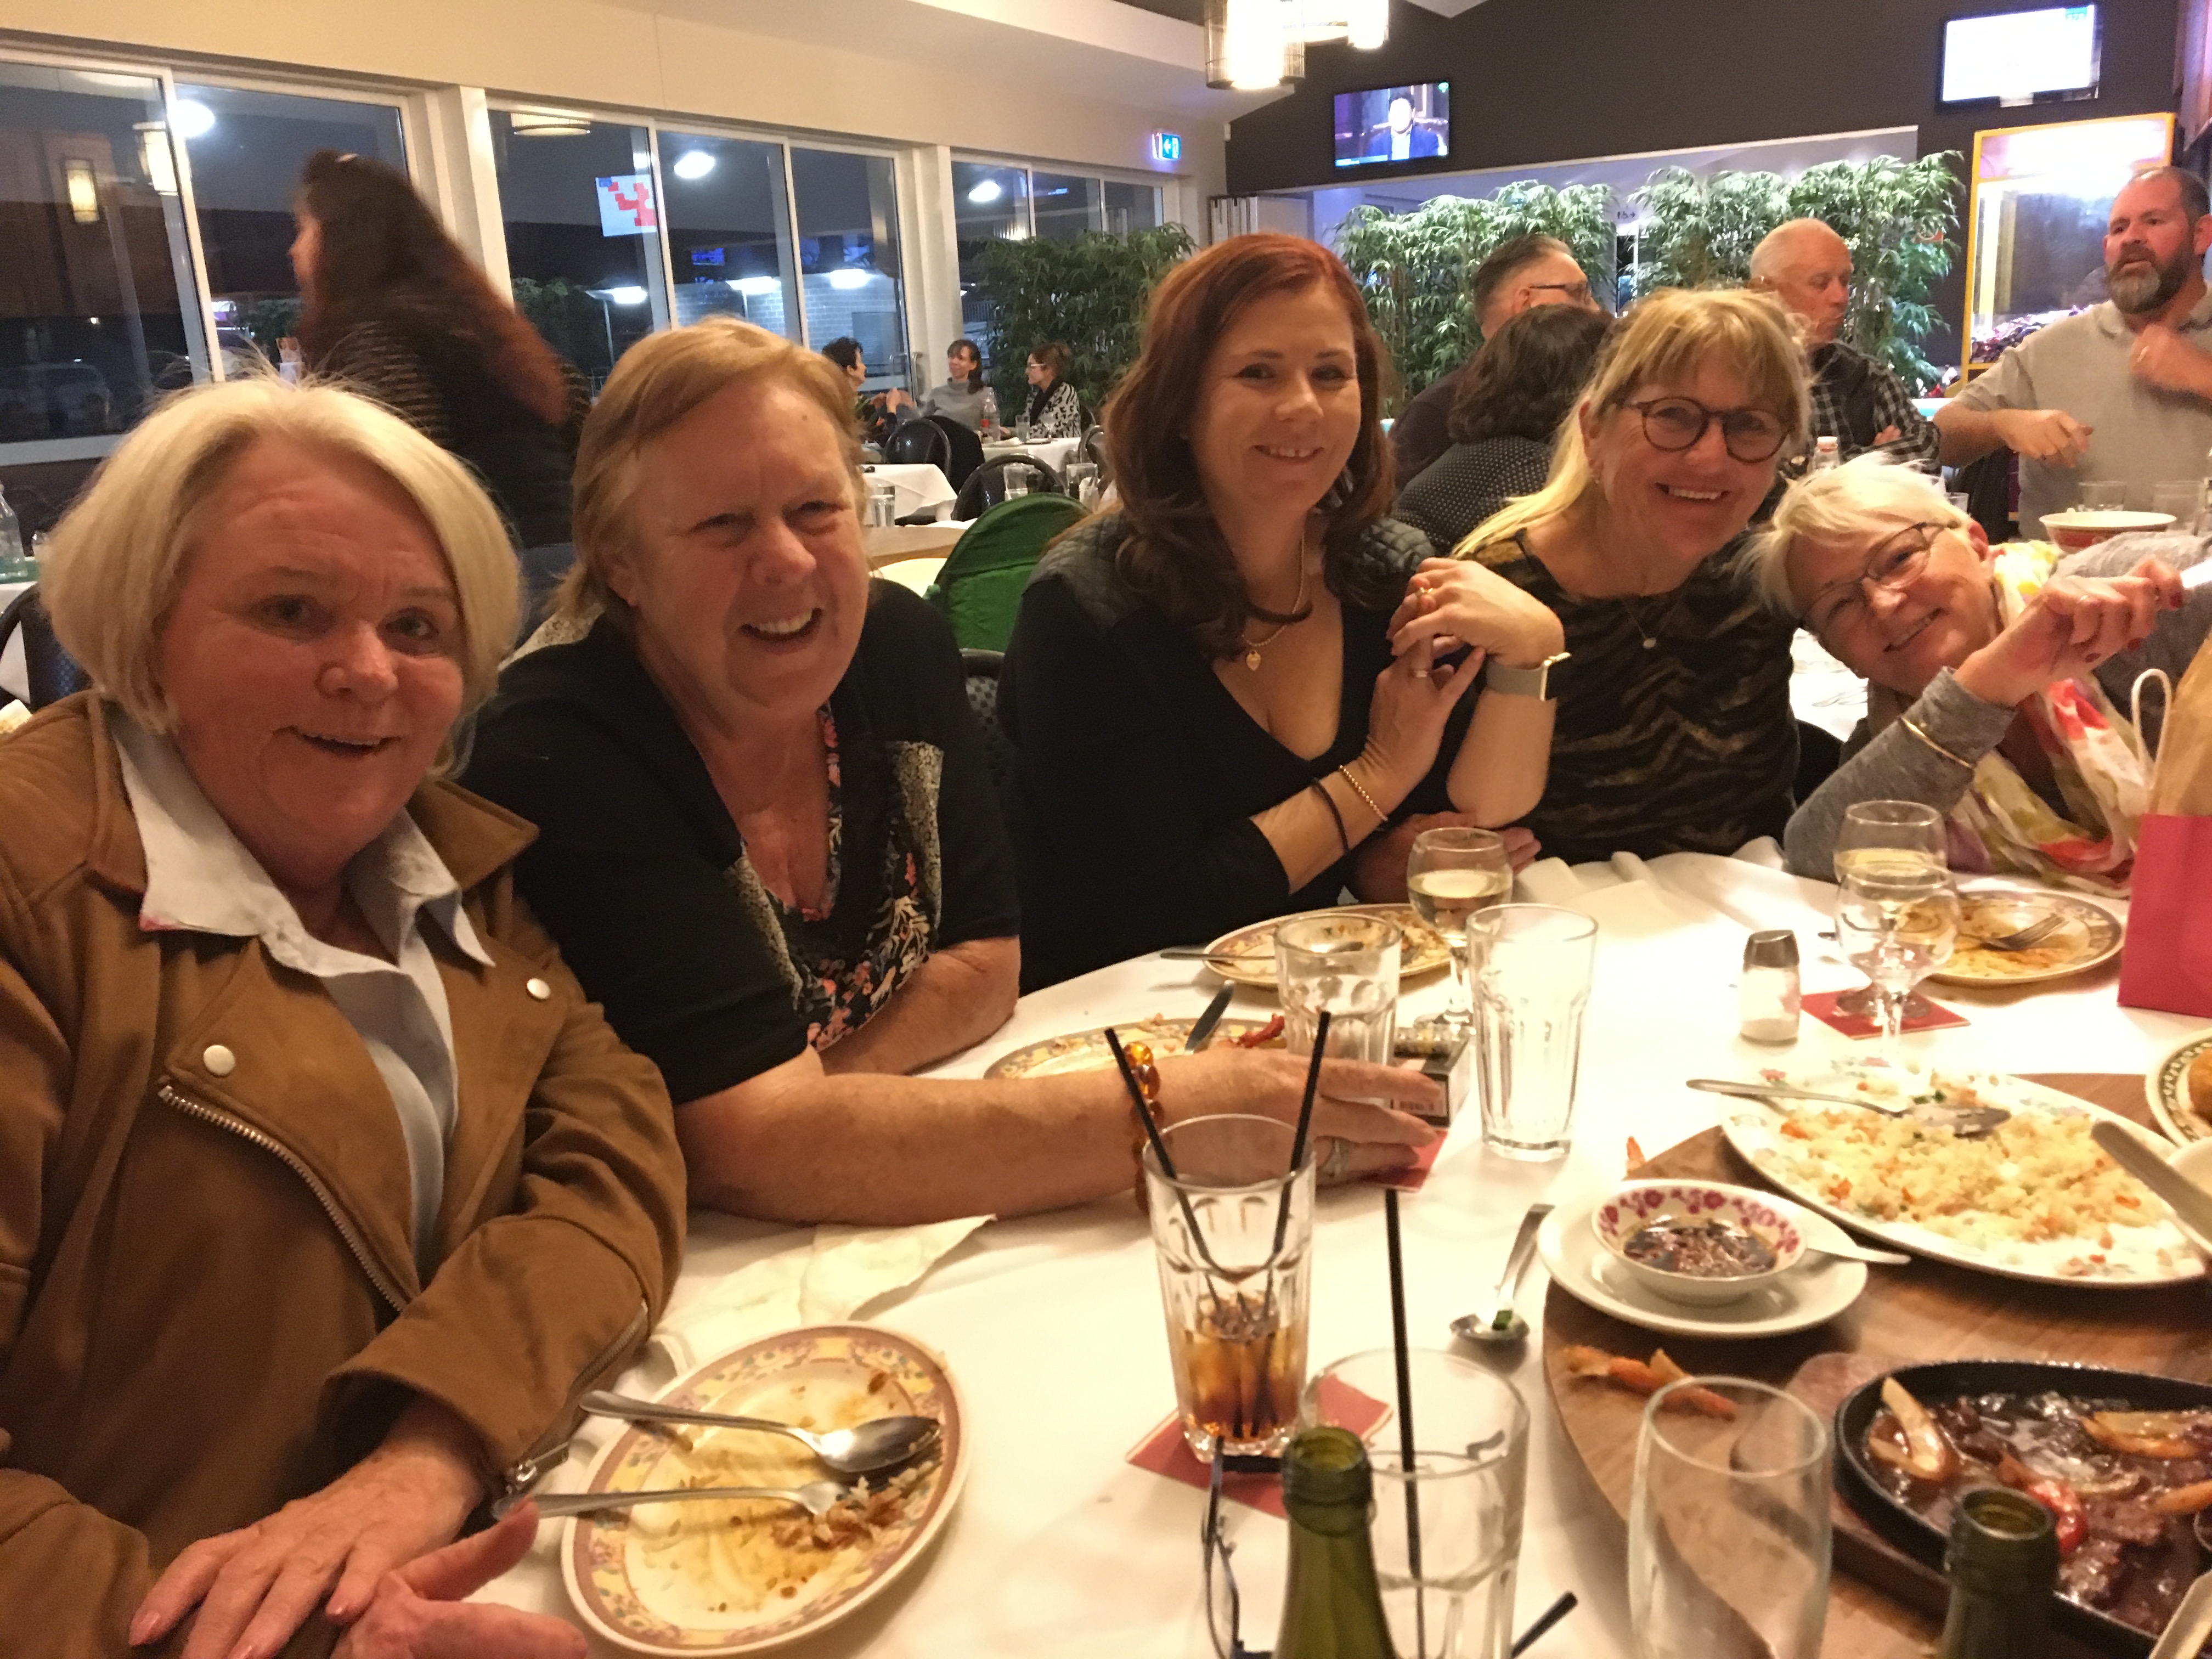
[998,512,1464,989]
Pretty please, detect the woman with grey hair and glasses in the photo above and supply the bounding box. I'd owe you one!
[1743,455,2210,887]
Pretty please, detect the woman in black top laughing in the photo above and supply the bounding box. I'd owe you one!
[1000,234,1564,989]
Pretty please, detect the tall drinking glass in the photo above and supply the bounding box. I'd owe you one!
[1835,866,1960,1064]
[1302,1348,1529,1659]
[1468,905,1595,1161]
[1143,1114,1313,1460]
[1407,827,1513,1035]
[1830,800,1948,1017]
[1629,1377,1831,1659]
[1277,913,1401,1076]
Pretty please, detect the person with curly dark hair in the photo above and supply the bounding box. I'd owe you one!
[998,233,1562,988]
[291,148,589,631]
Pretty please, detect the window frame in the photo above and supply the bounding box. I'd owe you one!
[949,152,1167,240]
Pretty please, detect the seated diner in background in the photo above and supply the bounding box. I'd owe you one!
[464,317,1443,1226]
[1933,166,2212,537]
[820,334,900,448]
[1414,286,1809,865]
[1392,303,1612,552]
[1000,232,1562,990]
[3,377,684,1656]
[1390,233,1604,483]
[1745,456,2211,888]
[892,336,997,433]
[1018,340,1086,440]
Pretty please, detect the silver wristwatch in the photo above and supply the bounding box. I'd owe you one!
[1484,650,1569,700]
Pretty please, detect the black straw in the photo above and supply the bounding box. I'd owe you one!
[1509,1591,1578,1656]
[1385,1187,1426,1655]
[1270,1009,1330,1259]
[1105,1026,1220,1279]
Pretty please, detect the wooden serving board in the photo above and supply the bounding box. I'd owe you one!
[1543,1074,2212,1659]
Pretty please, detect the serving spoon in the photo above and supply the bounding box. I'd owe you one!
[583,1391,940,1476]
[1685,1077,2010,1139]
[507,1480,849,1521]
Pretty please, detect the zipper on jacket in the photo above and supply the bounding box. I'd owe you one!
[157,1084,410,1314]
[503,1297,650,1499]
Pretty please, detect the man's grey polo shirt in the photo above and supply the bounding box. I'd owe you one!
[1953,291,2212,535]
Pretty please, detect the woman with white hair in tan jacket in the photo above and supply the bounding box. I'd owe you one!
[0,376,686,1658]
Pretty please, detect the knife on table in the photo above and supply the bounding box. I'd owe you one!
[2090,1120,2212,1250]
[1185,985,1236,1053]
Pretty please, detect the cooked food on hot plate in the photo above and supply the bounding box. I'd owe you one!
[1558,1345,1736,1418]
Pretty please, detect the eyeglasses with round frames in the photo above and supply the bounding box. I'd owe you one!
[1804,519,1945,639]
[1624,396,1790,464]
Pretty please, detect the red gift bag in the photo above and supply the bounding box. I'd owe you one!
[2119,651,2212,1015]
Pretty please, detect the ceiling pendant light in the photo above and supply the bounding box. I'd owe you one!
[1206,0,1293,90]
[1346,0,1389,49]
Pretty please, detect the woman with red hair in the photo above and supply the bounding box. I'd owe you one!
[1000,233,1563,988]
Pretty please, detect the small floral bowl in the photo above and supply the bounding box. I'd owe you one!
[1590,1180,1808,1306]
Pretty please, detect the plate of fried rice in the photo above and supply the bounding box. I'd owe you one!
[1717,1059,2205,1287]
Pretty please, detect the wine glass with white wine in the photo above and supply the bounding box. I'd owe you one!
[1834,863,1961,1065]
[1830,801,1948,1018]
[1407,826,1513,1035]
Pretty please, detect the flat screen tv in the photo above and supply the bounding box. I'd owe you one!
[1333,82,1450,168]
[1940,4,2101,106]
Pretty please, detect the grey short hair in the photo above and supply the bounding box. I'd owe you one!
[1737,454,1969,617]
[2129,165,2211,224]
[42,374,520,747]
[1470,234,1575,323]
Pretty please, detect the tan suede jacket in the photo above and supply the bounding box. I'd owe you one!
[0,697,687,1655]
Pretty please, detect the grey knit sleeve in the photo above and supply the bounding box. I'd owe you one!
[1782,669,2016,878]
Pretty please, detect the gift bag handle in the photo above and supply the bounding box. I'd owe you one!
[2133,667,2174,776]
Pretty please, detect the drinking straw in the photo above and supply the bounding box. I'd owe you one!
[1509,1590,1578,1656]
[1385,1187,1427,1655]
[1104,1025,1222,1282]
[1269,1008,1331,1259]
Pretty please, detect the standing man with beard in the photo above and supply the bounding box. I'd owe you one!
[1936,166,2212,535]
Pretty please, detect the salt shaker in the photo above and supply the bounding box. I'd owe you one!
[1739,929,1801,1044]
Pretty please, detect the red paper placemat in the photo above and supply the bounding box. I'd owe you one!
[1368,1134,1442,1193]
[1125,1375,1391,1516]
[1803,989,1969,1040]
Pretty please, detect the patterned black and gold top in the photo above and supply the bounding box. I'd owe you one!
[463,587,1020,1105]
[1464,530,1798,865]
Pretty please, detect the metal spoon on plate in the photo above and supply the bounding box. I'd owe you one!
[1452,1203,1553,1346]
[511,1480,850,1521]
[1685,1077,2010,1139]
[582,1391,940,1476]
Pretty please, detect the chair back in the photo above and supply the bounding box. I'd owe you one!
[883,419,952,471]
[0,585,89,711]
[928,415,985,491]
[925,493,1086,653]
[958,647,1016,791]
[952,454,1063,522]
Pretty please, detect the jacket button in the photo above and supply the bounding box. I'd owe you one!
[526,977,551,1001]
[203,1044,236,1077]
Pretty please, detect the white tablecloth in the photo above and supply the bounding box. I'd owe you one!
[864,463,957,521]
[477,850,2194,1656]
[981,436,1081,476]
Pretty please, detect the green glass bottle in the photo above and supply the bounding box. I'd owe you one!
[1273,1425,1398,1659]
[1936,1486,2058,1659]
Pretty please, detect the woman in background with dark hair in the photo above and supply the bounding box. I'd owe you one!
[912,338,997,432]
[1395,304,1613,552]
[292,148,588,629]
[998,233,1562,988]
[1020,341,1085,440]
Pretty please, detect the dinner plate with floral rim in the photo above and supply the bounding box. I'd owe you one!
[983,1012,1283,1079]
[2145,1025,2212,1147]
[1927,887,2122,987]
[562,1324,966,1655]
[1199,904,1452,989]
[1716,1058,2203,1289]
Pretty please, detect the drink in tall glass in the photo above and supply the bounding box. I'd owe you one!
[1276,914,1400,1081]
[1469,905,1596,1161]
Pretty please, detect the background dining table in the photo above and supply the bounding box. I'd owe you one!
[475,845,2196,1657]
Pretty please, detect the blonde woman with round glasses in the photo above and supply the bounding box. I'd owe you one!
[1399,287,1809,864]
[1745,455,2210,887]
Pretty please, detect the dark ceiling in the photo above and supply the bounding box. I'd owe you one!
[1116,0,1205,21]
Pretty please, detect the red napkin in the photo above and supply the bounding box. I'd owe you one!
[1802,989,1969,1040]
[1125,1375,1391,1516]
[1367,1135,1442,1193]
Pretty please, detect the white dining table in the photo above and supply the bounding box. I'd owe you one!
[981,436,1081,476]
[476,848,2196,1657]
[863,463,958,522]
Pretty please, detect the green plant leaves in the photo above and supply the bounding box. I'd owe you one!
[968,224,1198,415]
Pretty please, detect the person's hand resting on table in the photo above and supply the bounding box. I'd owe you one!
[1155,1046,1440,1184]
[1952,555,2182,708]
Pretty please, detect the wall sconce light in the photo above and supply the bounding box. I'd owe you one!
[135,123,178,195]
[64,159,99,224]
[511,109,592,137]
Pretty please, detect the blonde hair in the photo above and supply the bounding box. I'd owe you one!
[1739,453,1969,617]
[1454,287,1810,557]
[42,374,518,742]
[558,316,864,628]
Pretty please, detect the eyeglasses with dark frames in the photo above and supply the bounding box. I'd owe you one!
[1624,396,1790,463]
[1524,279,1594,306]
[1803,519,1944,639]
[1204,1451,1282,1659]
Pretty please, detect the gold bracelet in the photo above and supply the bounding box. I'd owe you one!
[1335,763,1386,826]
[1898,716,1976,771]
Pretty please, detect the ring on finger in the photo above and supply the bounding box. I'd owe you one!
[1410,668,1431,679]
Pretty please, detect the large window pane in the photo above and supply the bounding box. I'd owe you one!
[0,61,204,455]
[951,160,1025,363]
[491,112,665,389]
[661,132,798,338]
[1031,171,1104,241]
[1103,179,1161,235]
[174,83,405,369]
[791,148,907,390]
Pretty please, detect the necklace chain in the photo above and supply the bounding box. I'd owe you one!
[1237,545,1313,672]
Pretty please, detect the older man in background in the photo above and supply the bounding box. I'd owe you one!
[1391,233,1601,483]
[1751,217,1938,469]
[1935,165,2212,535]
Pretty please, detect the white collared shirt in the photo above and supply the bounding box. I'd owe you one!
[110,707,490,1268]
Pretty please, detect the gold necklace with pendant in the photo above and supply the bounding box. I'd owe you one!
[1237,546,1314,672]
